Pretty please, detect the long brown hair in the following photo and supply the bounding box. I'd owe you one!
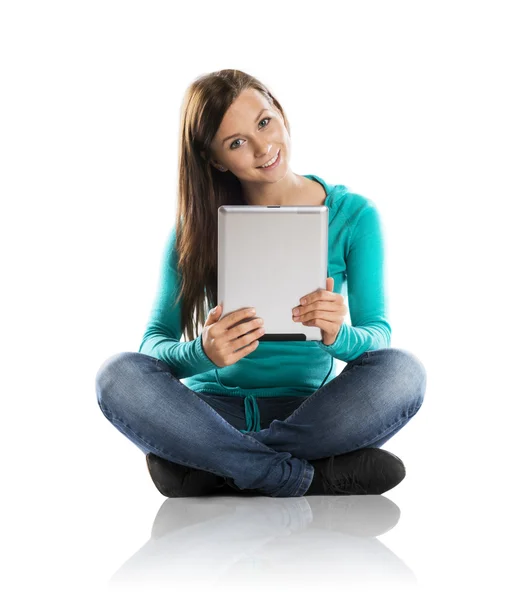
[172,69,291,342]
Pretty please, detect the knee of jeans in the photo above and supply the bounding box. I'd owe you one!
[399,349,427,406]
[385,349,426,406]
[95,352,140,410]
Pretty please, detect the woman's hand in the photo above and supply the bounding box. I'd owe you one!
[291,277,347,346]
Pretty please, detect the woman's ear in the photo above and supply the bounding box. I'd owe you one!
[201,151,220,170]
[200,149,226,172]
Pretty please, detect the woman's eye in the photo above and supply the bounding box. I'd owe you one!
[230,117,272,149]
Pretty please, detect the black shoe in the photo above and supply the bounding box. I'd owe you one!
[220,477,263,496]
[146,453,225,498]
[304,448,406,496]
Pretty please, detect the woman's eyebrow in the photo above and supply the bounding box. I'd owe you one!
[222,108,268,145]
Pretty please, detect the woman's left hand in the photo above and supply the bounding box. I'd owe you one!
[291,277,347,346]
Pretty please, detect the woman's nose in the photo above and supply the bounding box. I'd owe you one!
[256,143,272,157]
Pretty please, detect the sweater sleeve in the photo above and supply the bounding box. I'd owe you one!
[316,203,392,361]
[137,225,218,378]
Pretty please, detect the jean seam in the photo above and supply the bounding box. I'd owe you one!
[291,462,315,497]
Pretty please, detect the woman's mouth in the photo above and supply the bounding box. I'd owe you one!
[257,149,281,170]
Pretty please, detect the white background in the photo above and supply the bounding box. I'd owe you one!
[2,1,522,598]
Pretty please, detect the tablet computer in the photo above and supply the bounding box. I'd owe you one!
[217,204,329,342]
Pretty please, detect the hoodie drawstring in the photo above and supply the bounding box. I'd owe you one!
[239,394,261,433]
[213,356,333,434]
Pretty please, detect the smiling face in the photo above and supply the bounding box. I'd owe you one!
[207,88,291,182]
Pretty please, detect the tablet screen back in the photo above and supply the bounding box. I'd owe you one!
[217,205,329,342]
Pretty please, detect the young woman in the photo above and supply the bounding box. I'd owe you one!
[95,69,427,499]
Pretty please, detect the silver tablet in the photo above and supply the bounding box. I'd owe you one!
[217,205,329,342]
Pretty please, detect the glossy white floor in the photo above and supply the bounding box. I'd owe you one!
[6,344,521,600]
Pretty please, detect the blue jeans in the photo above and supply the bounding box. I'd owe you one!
[95,348,426,498]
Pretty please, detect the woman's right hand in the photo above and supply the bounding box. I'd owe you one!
[202,305,265,368]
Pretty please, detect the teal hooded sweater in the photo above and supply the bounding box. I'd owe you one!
[138,174,391,432]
